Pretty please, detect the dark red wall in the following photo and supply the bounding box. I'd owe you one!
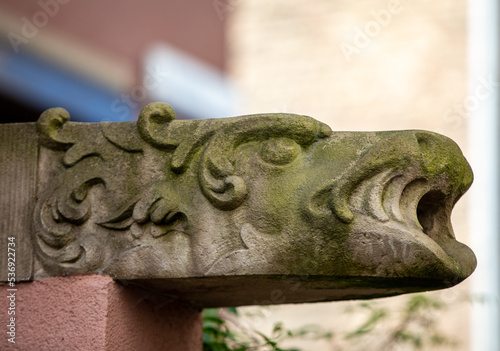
[1,0,226,76]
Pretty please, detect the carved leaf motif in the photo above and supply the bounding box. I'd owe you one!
[101,122,143,153]
[97,202,136,230]
[35,108,127,271]
[37,107,73,150]
[37,108,108,167]
[99,181,186,239]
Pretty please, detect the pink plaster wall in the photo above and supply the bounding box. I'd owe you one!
[0,275,202,350]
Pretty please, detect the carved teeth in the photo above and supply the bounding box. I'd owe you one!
[349,169,393,222]
[348,167,457,243]
[382,173,406,222]
[366,169,403,223]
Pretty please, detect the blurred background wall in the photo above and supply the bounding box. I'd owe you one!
[0,1,497,350]
[0,0,232,122]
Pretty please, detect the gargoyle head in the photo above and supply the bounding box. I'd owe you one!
[34,103,475,307]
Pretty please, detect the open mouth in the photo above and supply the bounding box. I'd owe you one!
[320,130,476,283]
[410,183,451,241]
[348,171,458,243]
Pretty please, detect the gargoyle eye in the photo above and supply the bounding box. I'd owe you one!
[259,138,301,165]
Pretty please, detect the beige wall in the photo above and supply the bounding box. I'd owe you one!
[227,1,471,350]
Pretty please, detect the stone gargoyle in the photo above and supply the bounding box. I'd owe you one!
[1,103,476,307]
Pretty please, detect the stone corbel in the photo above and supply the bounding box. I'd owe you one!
[0,103,476,307]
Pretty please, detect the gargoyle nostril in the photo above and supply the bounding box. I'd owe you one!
[416,190,447,239]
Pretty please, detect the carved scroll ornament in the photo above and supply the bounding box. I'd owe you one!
[24,103,476,306]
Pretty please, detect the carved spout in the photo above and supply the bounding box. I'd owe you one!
[0,103,475,307]
[323,130,475,283]
[205,129,475,294]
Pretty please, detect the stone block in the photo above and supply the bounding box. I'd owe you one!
[0,103,476,307]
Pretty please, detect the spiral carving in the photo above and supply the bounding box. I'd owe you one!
[137,103,331,211]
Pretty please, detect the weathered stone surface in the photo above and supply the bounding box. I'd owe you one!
[0,103,475,307]
[0,123,37,283]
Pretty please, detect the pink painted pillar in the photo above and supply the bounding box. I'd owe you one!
[0,275,202,350]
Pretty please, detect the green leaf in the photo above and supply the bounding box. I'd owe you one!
[204,316,226,325]
[202,341,231,351]
[345,308,387,339]
[395,330,422,348]
[227,307,238,315]
[405,294,444,314]
[203,308,221,318]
